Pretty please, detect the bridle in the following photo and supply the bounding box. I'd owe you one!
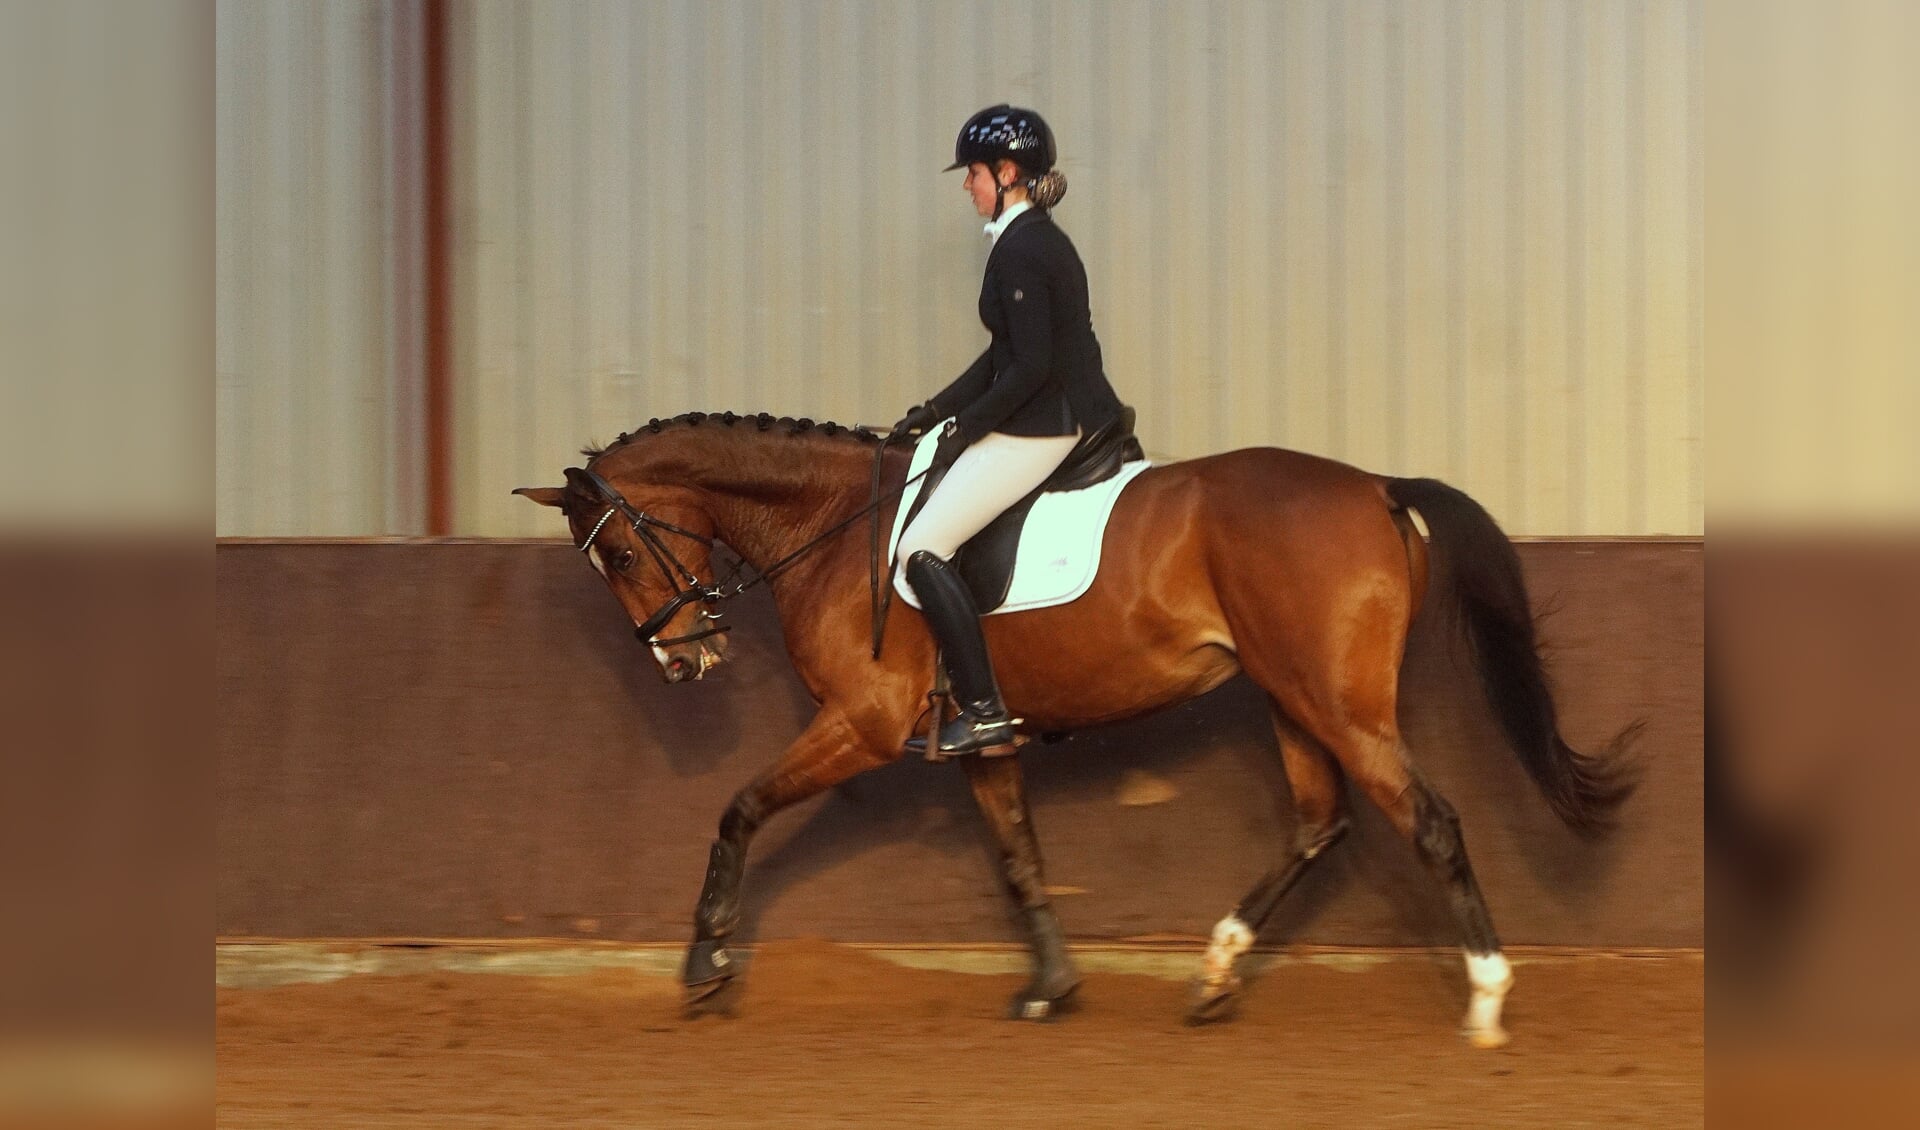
[573,455,932,651]
[575,467,734,648]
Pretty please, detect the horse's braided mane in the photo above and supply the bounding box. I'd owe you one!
[581,410,883,460]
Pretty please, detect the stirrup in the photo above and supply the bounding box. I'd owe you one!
[906,709,1022,759]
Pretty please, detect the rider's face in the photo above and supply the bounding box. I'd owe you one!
[964,162,1003,217]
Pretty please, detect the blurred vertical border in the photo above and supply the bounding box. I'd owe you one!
[0,0,213,1126]
[1710,0,1920,1123]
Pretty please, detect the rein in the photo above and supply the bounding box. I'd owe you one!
[577,442,926,649]
[868,435,903,660]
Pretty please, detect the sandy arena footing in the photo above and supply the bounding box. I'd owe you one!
[218,940,1701,1128]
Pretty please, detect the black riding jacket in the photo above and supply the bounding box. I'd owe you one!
[929,208,1123,443]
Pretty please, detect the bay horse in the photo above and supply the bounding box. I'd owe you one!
[515,410,1634,1047]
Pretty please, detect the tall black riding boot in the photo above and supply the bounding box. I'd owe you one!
[903,550,1017,756]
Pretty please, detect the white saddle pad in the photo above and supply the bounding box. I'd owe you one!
[889,429,1152,616]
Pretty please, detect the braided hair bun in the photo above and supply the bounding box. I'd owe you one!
[1028,169,1068,209]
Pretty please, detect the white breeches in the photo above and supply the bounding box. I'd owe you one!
[895,429,1081,599]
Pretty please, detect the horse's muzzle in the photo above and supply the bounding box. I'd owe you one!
[648,621,729,684]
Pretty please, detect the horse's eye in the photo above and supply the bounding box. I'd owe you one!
[616,550,636,573]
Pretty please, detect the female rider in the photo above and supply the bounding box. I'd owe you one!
[892,104,1125,757]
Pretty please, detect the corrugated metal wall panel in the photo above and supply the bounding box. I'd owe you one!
[207,0,1696,536]
[453,0,1701,537]
[216,0,405,535]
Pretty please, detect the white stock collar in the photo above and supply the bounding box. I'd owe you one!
[983,200,1033,246]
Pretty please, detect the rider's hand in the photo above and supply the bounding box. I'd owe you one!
[889,402,940,438]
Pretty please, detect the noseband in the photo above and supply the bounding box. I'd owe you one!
[575,467,733,648]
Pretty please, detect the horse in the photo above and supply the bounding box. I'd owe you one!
[514,410,1635,1047]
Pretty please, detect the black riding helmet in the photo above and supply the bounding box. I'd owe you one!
[945,104,1056,174]
[946,104,1057,219]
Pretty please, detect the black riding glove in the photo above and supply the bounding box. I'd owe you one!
[890,402,941,438]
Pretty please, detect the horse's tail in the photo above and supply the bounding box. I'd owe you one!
[1386,477,1638,838]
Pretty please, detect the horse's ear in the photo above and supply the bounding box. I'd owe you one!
[512,486,566,509]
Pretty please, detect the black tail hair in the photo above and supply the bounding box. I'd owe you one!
[1388,477,1639,838]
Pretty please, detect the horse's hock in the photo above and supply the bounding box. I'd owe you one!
[216,539,1701,949]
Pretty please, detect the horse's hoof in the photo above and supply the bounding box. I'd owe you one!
[1464,1024,1511,1050]
[682,938,737,984]
[1007,983,1079,1022]
[682,975,739,1017]
[681,939,739,1015]
[1185,975,1242,1025]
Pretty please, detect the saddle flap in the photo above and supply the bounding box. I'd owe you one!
[889,407,1148,615]
[955,493,1043,609]
[955,407,1140,608]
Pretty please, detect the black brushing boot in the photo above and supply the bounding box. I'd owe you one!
[903,550,1017,756]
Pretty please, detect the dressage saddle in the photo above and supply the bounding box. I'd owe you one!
[906,406,1144,611]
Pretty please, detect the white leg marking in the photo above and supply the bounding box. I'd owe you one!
[1202,915,1254,984]
[1462,950,1514,1049]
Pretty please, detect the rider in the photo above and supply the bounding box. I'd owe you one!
[891,104,1125,757]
